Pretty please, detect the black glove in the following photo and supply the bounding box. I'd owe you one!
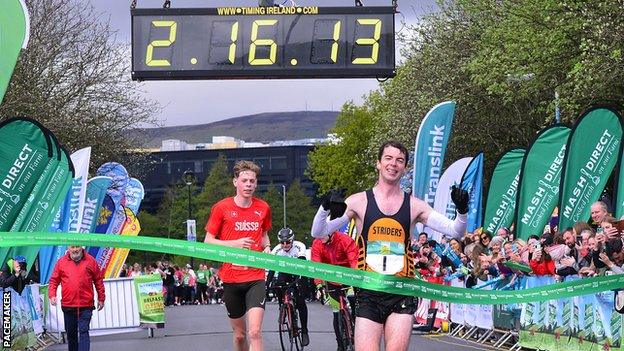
[321,190,333,211]
[322,189,344,209]
[326,189,347,220]
[451,185,469,214]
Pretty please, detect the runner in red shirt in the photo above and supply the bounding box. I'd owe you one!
[204,160,272,351]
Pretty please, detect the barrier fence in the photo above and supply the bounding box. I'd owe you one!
[1,279,142,350]
[422,276,624,351]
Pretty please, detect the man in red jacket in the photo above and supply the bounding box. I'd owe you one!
[311,197,358,351]
[49,246,105,351]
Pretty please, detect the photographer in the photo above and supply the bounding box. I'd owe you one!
[599,238,624,274]
[0,255,36,294]
[600,216,621,239]
[529,233,556,276]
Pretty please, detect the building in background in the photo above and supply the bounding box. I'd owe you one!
[137,144,317,213]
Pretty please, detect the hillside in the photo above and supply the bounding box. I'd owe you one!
[137,111,339,148]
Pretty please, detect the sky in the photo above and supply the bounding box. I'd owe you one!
[90,0,437,126]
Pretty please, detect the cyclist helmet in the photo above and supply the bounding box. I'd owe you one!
[277,227,294,243]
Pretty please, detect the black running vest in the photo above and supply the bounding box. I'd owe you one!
[357,189,414,278]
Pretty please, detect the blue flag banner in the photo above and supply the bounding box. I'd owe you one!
[460,152,484,233]
[412,101,456,204]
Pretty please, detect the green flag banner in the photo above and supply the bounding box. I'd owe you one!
[133,273,165,328]
[0,118,55,267]
[3,232,624,305]
[10,140,73,267]
[483,148,525,234]
[616,140,624,218]
[515,124,571,240]
[559,107,623,229]
[0,0,30,103]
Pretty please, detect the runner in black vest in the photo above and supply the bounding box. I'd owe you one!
[311,140,469,351]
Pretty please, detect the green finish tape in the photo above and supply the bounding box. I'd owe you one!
[3,232,624,305]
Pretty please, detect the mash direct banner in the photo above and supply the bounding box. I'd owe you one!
[559,107,623,230]
[483,148,526,234]
[133,273,165,328]
[0,118,53,267]
[515,125,571,240]
[616,140,624,219]
[429,157,472,242]
[412,101,456,234]
[0,0,29,103]
[10,142,73,267]
[460,152,484,233]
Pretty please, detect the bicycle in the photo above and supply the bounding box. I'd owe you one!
[273,280,304,351]
[326,284,355,351]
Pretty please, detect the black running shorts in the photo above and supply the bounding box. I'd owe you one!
[222,280,266,319]
[355,288,418,324]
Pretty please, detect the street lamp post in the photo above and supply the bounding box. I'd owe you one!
[183,170,195,269]
[282,184,287,228]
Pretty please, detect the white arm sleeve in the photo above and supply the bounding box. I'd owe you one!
[311,206,350,238]
[425,211,467,240]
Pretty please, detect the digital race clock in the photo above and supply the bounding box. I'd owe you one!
[131,6,395,80]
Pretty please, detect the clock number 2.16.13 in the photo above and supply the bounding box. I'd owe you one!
[144,18,382,67]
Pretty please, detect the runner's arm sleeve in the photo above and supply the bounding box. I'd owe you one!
[311,206,349,238]
[425,211,467,239]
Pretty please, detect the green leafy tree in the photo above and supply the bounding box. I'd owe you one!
[195,154,234,236]
[463,0,624,120]
[307,103,377,195]
[0,0,160,170]
[285,179,316,247]
[261,184,284,246]
[261,181,316,247]
[127,211,166,265]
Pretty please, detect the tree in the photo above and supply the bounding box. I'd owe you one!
[462,0,624,120]
[0,0,160,171]
[127,211,166,265]
[261,184,283,246]
[307,103,377,195]
[260,181,316,247]
[285,179,316,247]
[195,154,234,234]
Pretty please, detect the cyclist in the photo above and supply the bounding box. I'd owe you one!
[267,227,310,346]
[310,197,358,351]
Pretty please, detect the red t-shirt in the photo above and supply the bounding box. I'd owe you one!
[205,197,271,283]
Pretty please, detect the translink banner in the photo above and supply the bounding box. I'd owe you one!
[4,232,624,305]
[558,107,623,230]
[515,125,571,240]
[412,101,455,235]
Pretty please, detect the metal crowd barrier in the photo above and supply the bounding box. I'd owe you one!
[45,277,142,341]
[416,278,522,351]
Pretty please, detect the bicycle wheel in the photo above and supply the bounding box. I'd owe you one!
[291,307,302,351]
[278,304,291,351]
[339,308,355,351]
